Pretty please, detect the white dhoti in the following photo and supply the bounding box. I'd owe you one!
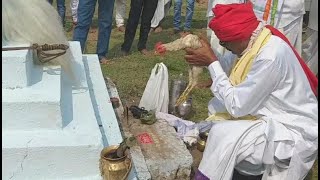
[302,30,318,75]
[199,118,318,180]
[151,0,171,28]
[281,16,303,55]
[302,0,318,75]
[115,0,126,27]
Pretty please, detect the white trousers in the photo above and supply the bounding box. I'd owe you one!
[281,16,303,55]
[115,0,126,27]
[302,29,318,75]
[151,0,171,28]
[70,0,79,23]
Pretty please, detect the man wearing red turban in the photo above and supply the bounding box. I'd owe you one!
[184,3,318,180]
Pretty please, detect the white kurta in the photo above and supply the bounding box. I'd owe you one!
[199,35,318,180]
[251,0,305,55]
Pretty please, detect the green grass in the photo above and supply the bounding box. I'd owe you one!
[65,1,212,121]
[62,1,318,178]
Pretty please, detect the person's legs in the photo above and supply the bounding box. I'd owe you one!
[72,0,96,53]
[96,0,115,60]
[56,0,66,27]
[184,0,195,31]
[164,0,172,16]
[282,16,303,55]
[70,0,79,24]
[115,0,126,29]
[121,0,144,53]
[155,0,172,32]
[173,0,182,32]
[232,170,263,180]
[137,0,158,52]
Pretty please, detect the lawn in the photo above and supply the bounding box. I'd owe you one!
[64,1,212,121]
[61,0,317,179]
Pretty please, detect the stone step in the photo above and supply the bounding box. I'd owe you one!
[105,77,193,180]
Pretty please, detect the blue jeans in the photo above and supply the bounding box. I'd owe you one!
[173,0,195,31]
[48,0,66,26]
[72,0,115,60]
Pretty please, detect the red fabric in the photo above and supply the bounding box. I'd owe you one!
[265,25,318,96]
[209,3,259,42]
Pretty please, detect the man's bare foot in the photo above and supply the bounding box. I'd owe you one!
[118,25,125,32]
[139,49,150,55]
[99,57,111,64]
[195,79,213,89]
[154,26,163,33]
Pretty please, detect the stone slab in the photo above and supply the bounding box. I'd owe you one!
[2,44,32,89]
[105,77,193,180]
[2,65,62,130]
[2,42,124,179]
[129,120,193,180]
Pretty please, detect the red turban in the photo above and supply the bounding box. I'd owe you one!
[209,3,260,42]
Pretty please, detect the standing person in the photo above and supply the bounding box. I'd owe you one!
[173,0,195,35]
[70,0,79,26]
[115,0,127,32]
[121,0,158,55]
[251,0,305,55]
[47,0,66,27]
[184,3,317,180]
[150,0,172,33]
[73,0,115,64]
[302,0,318,76]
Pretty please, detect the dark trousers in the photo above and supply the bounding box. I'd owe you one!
[121,0,158,52]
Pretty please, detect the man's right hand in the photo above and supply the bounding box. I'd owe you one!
[184,36,218,67]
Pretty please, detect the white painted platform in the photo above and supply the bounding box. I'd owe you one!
[2,42,126,179]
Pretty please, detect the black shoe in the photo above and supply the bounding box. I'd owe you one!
[129,105,149,119]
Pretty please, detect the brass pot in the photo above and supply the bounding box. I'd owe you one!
[99,145,132,180]
[197,132,209,152]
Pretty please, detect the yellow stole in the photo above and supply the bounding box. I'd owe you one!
[206,27,272,121]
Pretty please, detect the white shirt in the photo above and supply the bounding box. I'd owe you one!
[251,0,305,28]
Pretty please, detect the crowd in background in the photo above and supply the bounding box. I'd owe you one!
[47,0,317,76]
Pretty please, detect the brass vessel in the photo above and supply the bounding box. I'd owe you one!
[99,145,132,180]
[197,132,209,152]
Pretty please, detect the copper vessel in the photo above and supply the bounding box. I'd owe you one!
[99,145,132,180]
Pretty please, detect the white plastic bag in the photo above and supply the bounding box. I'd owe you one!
[139,63,169,113]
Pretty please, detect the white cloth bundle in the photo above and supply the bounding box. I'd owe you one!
[139,63,169,113]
